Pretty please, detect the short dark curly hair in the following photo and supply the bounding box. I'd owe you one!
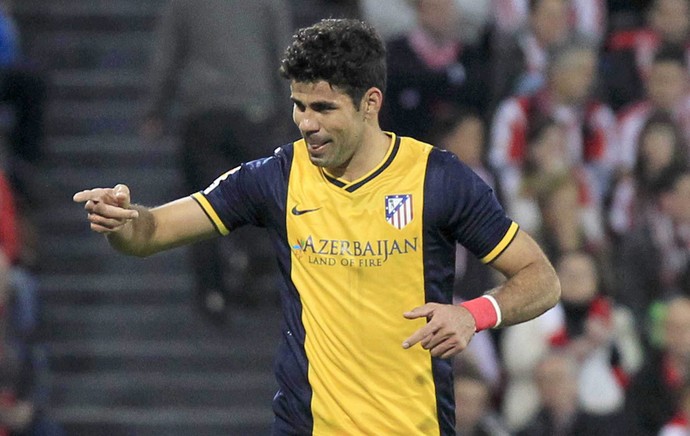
[279,19,387,108]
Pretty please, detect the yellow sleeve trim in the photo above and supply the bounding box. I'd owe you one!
[191,192,230,236]
[480,222,519,264]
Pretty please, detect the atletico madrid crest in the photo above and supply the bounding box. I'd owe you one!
[385,194,413,229]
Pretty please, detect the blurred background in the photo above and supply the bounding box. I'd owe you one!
[1,0,690,435]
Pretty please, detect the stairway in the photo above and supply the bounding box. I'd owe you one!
[13,1,281,434]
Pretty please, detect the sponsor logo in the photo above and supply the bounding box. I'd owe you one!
[291,205,321,216]
[292,235,418,267]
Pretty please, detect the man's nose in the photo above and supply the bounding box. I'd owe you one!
[298,114,318,132]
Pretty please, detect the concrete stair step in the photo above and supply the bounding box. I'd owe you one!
[40,272,192,305]
[46,99,143,136]
[43,165,180,196]
[46,337,278,374]
[14,0,166,17]
[37,250,189,275]
[47,134,178,155]
[51,69,148,100]
[43,303,191,333]
[41,304,236,341]
[49,405,272,436]
[15,7,160,35]
[26,32,152,71]
[51,371,277,408]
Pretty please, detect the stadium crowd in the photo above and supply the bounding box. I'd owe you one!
[280,0,690,434]
[357,0,690,434]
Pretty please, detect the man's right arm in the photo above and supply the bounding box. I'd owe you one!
[73,184,217,257]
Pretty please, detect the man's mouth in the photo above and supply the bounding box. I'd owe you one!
[307,140,330,152]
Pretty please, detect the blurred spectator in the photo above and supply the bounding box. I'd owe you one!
[606,0,653,32]
[515,350,618,436]
[499,303,565,430]
[142,0,293,323]
[490,0,572,107]
[489,39,618,209]
[433,109,501,301]
[0,156,60,435]
[623,295,690,435]
[615,167,690,327]
[454,0,492,44]
[382,0,490,142]
[660,378,690,436]
[535,171,606,258]
[452,354,511,436]
[602,0,690,110]
[549,250,642,416]
[607,110,689,238]
[359,0,416,40]
[507,117,604,256]
[616,44,690,172]
[361,0,490,43]
[0,2,46,208]
[287,0,361,30]
[0,169,17,270]
[490,0,607,41]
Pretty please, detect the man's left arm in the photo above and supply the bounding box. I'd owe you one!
[403,229,560,358]
[483,229,561,326]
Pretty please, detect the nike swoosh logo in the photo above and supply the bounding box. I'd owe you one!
[291,205,321,216]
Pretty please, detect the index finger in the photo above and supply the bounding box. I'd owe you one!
[73,188,114,203]
[402,322,437,350]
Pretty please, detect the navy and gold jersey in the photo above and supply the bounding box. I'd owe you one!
[192,133,517,435]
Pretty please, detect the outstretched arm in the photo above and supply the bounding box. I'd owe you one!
[403,230,560,358]
[73,184,217,257]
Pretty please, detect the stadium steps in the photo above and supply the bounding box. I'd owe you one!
[14,1,280,434]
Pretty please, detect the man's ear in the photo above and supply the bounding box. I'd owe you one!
[361,87,384,118]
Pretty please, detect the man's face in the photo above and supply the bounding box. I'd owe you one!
[663,298,690,360]
[647,61,688,110]
[417,0,461,41]
[291,80,366,172]
[551,49,596,104]
[531,0,569,46]
[651,0,690,43]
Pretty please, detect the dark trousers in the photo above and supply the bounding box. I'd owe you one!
[181,109,282,322]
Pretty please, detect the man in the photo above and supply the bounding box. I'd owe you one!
[616,167,690,327]
[141,0,293,322]
[623,295,690,435]
[489,39,618,207]
[74,19,560,435]
[516,351,618,436]
[383,0,490,142]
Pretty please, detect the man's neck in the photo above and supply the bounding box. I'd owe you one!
[328,129,391,182]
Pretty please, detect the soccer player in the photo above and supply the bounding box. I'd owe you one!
[73,19,560,435]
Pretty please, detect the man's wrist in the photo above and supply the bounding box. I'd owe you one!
[459,295,502,331]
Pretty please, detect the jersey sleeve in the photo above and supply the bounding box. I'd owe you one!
[191,145,292,235]
[427,148,518,264]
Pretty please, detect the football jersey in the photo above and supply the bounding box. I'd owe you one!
[192,133,518,435]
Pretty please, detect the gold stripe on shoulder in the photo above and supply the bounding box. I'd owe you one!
[191,192,230,236]
[480,222,519,264]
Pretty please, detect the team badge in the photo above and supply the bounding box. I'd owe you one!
[385,194,413,229]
